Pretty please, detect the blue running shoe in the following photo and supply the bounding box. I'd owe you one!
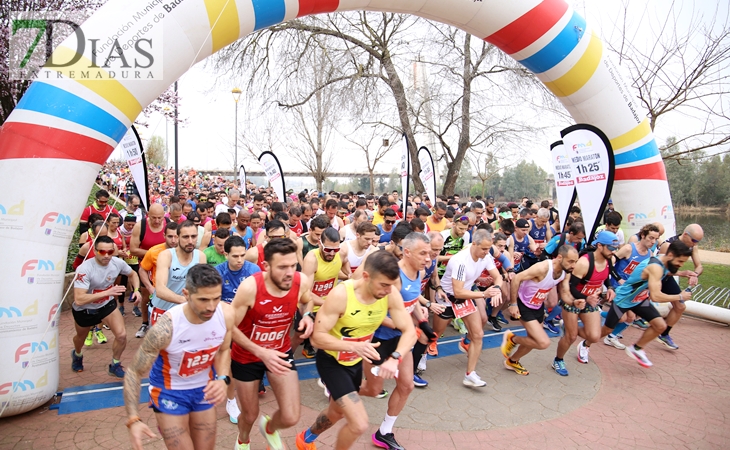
[413,373,428,388]
[656,335,679,350]
[496,311,509,325]
[71,350,83,372]
[132,306,142,317]
[108,361,125,378]
[543,321,560,335]
[551,359,569,376]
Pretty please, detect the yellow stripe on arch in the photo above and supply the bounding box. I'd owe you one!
[47,46,143,123]
[610,119,652,152]
[544,32,603,98]
[204,0,240,54]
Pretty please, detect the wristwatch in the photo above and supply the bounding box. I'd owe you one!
[215,375,231,385]
[390,351,402,362]
[425,301,432,308]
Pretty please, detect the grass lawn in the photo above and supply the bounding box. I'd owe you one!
[679,262,730,290]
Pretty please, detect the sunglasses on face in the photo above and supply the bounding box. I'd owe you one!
[385,220,396,225]
[96,249,114,256]
[267,234,286,240]
[685,233,701,243]
[321,246,340,253]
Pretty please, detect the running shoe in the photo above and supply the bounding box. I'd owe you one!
[102,324,110,330]
[226,398,240,424]
[302,342,316,359]
[458,337,469,354]
[625,345,653,368]
[258,415,283,450]
[234,438,251,450]
[496,311,509,325]
[132,306,142,317]
[462,371,487,387]
[413,373,428,388]
[259,380,266,395]
[108,361,125,378]
[488,316,502,331]
[576,340,590,364]
[135,324,148,338]
[426,341,438,357]
[551,359,569,376]
[84,331,93,347]
[509,315,520,322]
[501,330,516,359]
[71,350,84,372]
[632,318,649,329]
[95,328,108,344]
[417,354,427,372]
[316,378,329,398]
[543,321,560,335]
[453,318,468,335]
[372,429,405,449]
[118,305,125,316]
[296,430,317,450]
[603,335,626,350]
[504,359,529,376]
[656,335,679,350]
[375,390,389,399]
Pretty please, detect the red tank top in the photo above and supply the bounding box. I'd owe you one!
[231,272,301,364]
[109,230,124,250]
[140,219,165,250]
[576,253,609,297]
[256,244,266,271]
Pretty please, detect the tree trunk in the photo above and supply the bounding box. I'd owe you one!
[369,170,375,195]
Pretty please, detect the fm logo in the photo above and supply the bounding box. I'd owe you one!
[571,141,592,151]
[48,303,59,323]
[15,337,57,363]
[661,205,673,218]
[0,200,25,215]
[40,212,76,227]
[0,371,48,395]
[21,259,63,277]
[0,299,38,318]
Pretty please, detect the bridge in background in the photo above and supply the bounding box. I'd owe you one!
[198,170,393,179]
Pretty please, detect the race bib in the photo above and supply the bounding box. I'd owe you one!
[624,260,640,275]
[249,323,290,349]
[452,299,477,319]
[404,298,419,314]
[513,252,523,264]
[178,347,218,377]
[633,289,650,303]
[581,283,603,297]
[91,287,113,304]
[150,306,166,325]
[528,288,551,306]
[312,278,335,297]
[337,333,374,362]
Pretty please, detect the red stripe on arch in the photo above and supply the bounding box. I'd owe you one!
[0,122,112,165]
[297,0,339,17]
[615,161,667,181]
[484,0,569,55]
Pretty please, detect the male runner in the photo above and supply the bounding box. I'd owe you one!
[230,239,315,450]
[425,202,449,232]
[601,240,693,367]
[215,236,261,424]
[232,210,254,249]
[552,231,618,376]
[139,223,179,301]
[124,265,235,450]
[507,218,539,273]
[296,215,329,267]
[295,251,416,450]
[80,189,120,233]
[245,220,288,271]
[439,230,503,387]
[502,245,578,376]
[204,228,230,266]
[72,236,142,377]
[340,221,378,277]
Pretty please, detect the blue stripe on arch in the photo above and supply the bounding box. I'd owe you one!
[15,82,127,142]
[252,0,286,31]
[518,11,586,74]
[614,140,660,166]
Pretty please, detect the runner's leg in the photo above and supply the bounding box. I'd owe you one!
[266,368,302,431]
[155,413,195,450]
[104,308,127,361]
[188,408,218,450]
[511,319,550,361]
[462,310,484,374]
[234,379,260,443]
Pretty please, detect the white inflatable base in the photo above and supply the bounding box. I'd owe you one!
[683,301,730,325]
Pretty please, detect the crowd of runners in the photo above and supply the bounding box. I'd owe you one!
[66,162,705,450]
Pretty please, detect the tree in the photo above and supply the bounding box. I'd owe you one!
[662,137,700,205]
[499,161,549,200]
[144,135,167,167]
[343,124,397,194]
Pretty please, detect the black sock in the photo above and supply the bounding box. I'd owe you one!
[661,326,672,337]
[634,344,642,350]
[412,342,427,372]
[142,322,148,326]
[554,357,563,362]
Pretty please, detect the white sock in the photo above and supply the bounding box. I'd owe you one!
[379,414,398,435]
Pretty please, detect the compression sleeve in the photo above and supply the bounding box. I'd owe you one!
[569,274,588,299]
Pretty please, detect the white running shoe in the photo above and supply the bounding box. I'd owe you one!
[226,398,240,424]
[576,340,590,364]
[463,371,487,387]
[317,378,329,398]
[417,354,427,372]
[603,335,626,350]
[135,324,148,338]
[625,345,653,368]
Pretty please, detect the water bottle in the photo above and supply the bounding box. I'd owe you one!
[370,366,399,378]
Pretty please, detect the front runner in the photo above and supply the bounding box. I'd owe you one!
[230,239,315,450]
[295,250,416,450]
[124,265,236,450]
[501,245,579,376]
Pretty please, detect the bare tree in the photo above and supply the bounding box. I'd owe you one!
[343,124,398,192]
[605,0,730,160]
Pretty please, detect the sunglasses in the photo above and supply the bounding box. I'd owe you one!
[385,220,396,225]
[685,233,701,243]
[321,246,340,253]
[97,200,108,205]
[457,216,469,222]
[606,245,618,252]
[96,249,114,256]
[267,234,286,240]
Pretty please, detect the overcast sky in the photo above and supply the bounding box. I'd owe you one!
[109,0,728,186]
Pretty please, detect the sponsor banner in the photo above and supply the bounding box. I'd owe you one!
[418,146,437,205]
[560,124,615,240]
[613,180,676,238]
[258,151,286,202]
[550,141,576,230]
[238,165,247,193]
[118,126,150,210]
[400,135,410,204]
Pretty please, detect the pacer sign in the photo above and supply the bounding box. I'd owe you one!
[560,124,615,240]
[549,141,576,231]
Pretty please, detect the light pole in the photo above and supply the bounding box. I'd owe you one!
[231,87,242,176]
[174,81,179,196]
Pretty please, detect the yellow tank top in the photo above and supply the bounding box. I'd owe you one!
[312,250,342,312]
[325,280,389,366]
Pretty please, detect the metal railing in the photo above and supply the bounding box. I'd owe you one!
[691,285,730,309]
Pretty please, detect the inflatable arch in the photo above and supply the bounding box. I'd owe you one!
[0,0,674,416]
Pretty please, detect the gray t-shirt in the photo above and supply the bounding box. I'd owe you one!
[73,257,132,311]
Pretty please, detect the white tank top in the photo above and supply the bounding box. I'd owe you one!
[346,240,367,272]
[330,216,340,230]
[343,224,357,242]
[148,303,226,390]
[517,261,565,310]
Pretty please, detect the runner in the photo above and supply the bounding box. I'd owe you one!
[324,199,345,230]
[295,250,416,450]
[230,239,315,450]
[296,215,330,268]
[425,202,449,232]
[72,236,142,377]
[138,223,179,310]
[119,214,141,316]
[424,232,448,358]
[438,230,503,387]
[232,210,254,249]
[79,189,120,233]
[501,245,579,376]
[600,240,694,367]
[341,221,378,277]
[124,265,235,450]
[244,220,287,271]
[204,228,230,266]
[552,231,618,376]
[507,218,539,273]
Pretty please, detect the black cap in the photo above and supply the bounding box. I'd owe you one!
[516,218,530,229]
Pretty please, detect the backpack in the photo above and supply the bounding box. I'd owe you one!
[139,212,171,242]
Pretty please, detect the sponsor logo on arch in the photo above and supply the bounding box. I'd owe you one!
[21,259,64,285]
[15,337,57,367]
[0,371,48,396]
[0,199,25,231]
[40,211,78,239]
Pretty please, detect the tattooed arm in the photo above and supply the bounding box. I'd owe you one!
[203,303,234,405]
[123,313,173,449]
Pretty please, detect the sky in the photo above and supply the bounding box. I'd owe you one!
[108,0,729,188]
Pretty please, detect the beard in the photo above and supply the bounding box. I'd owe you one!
[666,260,681,274]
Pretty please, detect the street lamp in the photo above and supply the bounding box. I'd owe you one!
[232,87,242,175]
